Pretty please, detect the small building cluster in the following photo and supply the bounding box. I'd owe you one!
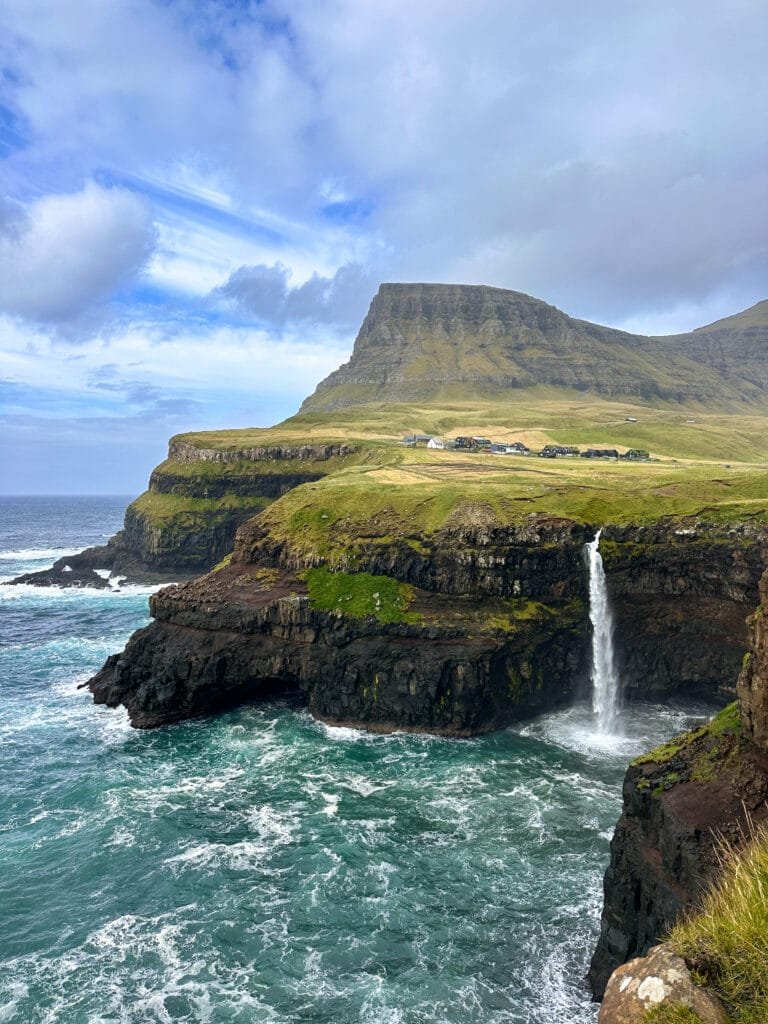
[539,444,579,459]
[402,434,650,461]
[580,448,619,460]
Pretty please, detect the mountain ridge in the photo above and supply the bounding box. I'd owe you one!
[301,283,768,411]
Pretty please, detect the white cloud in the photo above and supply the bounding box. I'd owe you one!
[3,0,764,331]
[0,183,155,323]
[0,314,352,408]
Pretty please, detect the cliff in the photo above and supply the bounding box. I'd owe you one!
[589,568,768,1001]
[12,440,359,586]
[15,283,768,588]
[85,494,766,732]
[301,284,768,411]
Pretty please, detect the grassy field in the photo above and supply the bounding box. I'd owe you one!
[246,451,768,563]
[161,390,768,544]
[173,389,768,464]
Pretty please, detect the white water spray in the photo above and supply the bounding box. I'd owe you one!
[586,529,620,733]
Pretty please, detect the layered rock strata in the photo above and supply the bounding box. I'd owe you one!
[589,567,768,1000]
[88,517,592,732]
[12,442,356,585]
[88,565,586,733]
[601,522,766,701]
[301,284,768,411]
[87,517,765,733]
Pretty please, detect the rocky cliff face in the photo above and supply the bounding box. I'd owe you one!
[88,561,587,733]
[589,567,768,1001]
[603,522,766,702]
[301,283,768,411]
[88,517,592,731]
[737,568,768,748]
[86,516,765,734]
[664,298,768,391]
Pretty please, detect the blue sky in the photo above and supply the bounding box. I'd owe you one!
[1,0,767,493]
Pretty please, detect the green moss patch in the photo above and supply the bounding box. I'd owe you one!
[303,567,421,624]
[633,702,741,768]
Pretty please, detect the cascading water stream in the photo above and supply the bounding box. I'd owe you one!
[586,529,621,734]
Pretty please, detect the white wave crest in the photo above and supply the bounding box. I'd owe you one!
[0,547,74,561]
[0,582,165,601]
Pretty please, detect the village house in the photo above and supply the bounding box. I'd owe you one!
[427,437,445,449]
[539,444,580,458]
[581,448,619,460]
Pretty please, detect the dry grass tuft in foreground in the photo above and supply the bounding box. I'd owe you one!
[668,822,768,1023]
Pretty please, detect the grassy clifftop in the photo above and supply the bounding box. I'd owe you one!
[172,388,768,463]
[144,388,768,571]
[115,285,768,574]
[665,822,768,1023]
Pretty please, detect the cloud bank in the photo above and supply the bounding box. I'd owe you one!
[215,262,377,329]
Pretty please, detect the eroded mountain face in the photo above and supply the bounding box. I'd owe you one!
[302,283,768,410]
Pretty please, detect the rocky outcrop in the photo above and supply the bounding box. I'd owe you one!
[167,441,355,464]
[86,514,766,733]
[590,566,768,1001]
[737,568,768,749]
[87,559,588,732]
[588,703,768,999]
[598,944,728,1024]
[602,522,766,702]
[301,284,768,411]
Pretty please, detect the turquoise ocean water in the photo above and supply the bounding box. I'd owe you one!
[0,497,715,1024]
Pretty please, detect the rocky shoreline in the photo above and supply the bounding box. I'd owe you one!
[10,441,359,587]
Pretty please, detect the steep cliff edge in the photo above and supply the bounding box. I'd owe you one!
[12,439,359,585]
[88,515,592,731]
[86,487,766,733]
[589,568,768,1001]
[14,283,768,587]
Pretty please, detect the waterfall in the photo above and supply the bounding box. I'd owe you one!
[586,529,620,733]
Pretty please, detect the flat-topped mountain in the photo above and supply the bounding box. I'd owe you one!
[301,283,768,410]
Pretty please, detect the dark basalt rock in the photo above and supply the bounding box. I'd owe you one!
[11,556,113,589]
[9,534,197,588]
[601,523,767,702]
[85,517,767,735]
[588,725,768,1000]
[86,564,588,733]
